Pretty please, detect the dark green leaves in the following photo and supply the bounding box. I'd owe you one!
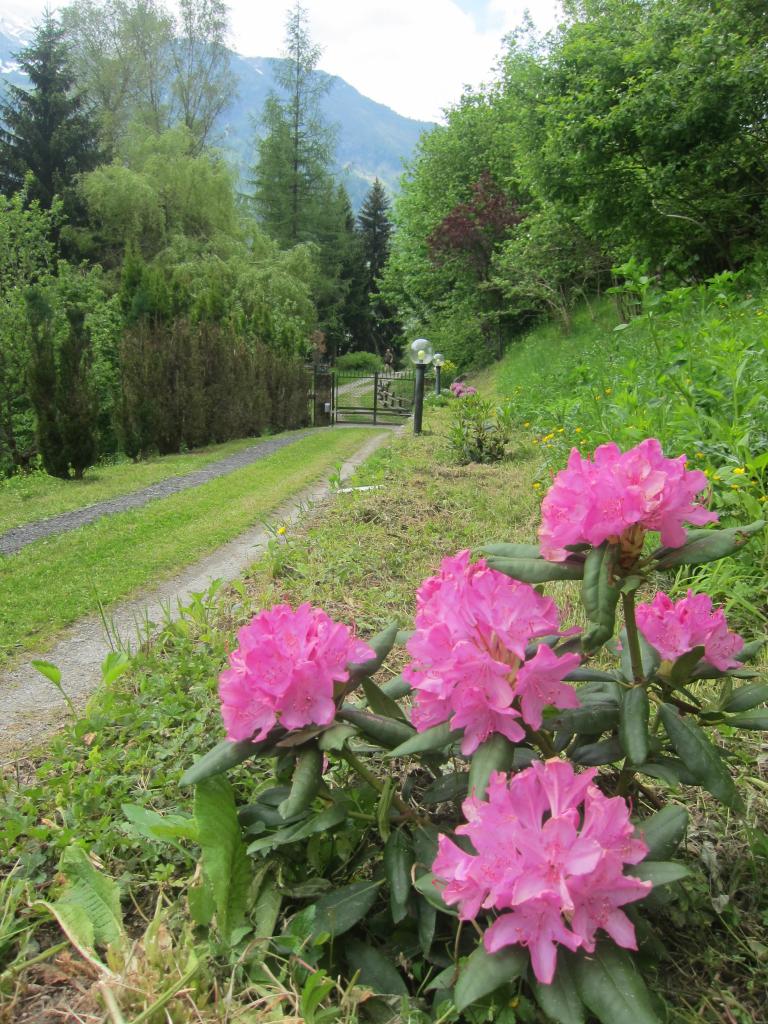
[386,721,460,757]
[723,683,768,713]
[533,954,586,1024]
[486,554,585,584]
[338,706,415,748]
[468,734,517,798]
[659,704,743,810]
[278,746,323,818]
[347,622,399,681]
[180,737,268,786]
[653,520,765,569]
[312,879,382,938]
[384,830,413,923]
[619,687,650,765]
[636,804,688,860]
[574,944,660,1024]
[454,943,527,1011]
[581,542,621,652]
[194,777,251,944]
[346,940,408,995]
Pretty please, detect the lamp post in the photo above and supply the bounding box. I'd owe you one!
[433,352,445,396]
[409,337,433,435]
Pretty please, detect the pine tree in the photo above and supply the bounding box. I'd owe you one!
[251,2,336,248]
[0,13,101,208]
[357,179,399,353]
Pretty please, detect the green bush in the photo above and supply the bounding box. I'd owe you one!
[334,351,383,373]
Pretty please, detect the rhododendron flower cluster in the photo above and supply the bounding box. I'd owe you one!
[219,603,375,742]
[403,551,580,754]
[450,380,477,397]
[432,760,652,984]
[636,590,744,671]
[539,438,717,562]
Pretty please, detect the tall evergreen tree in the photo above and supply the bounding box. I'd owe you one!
[357,178,399,353]
[251,2,336,248]
[0,13,101,208]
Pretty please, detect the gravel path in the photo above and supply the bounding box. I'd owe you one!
[0,428,395,758]
[0,432,311,556]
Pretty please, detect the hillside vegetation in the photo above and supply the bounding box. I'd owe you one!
[494,268,768,628]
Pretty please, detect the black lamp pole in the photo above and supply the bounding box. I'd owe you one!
[413,363,426,434]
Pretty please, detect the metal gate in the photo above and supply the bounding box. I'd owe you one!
[333,370,416,425]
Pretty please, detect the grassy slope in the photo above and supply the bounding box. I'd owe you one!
[0,434,293,535]
[0,428,376,663]
[2,405,767,1022]
[492,285,768,630]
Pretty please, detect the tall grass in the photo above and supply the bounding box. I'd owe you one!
[494,273,768,628]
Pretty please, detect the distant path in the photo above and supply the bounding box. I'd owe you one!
[0,428,395,757]
[0,431,312,556]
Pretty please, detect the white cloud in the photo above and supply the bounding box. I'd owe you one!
[226,0,561,122]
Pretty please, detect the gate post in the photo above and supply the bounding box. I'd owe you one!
[313,370,333,426]
[373,371,378,425]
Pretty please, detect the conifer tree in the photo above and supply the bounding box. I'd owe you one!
[251,2,336,248]
[0,13,101,208]
[357,178,399,353]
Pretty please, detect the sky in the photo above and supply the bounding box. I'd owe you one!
[2,0,564,122]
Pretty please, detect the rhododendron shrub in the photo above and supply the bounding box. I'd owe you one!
[433,761,651,983]
[178,436,765,1024]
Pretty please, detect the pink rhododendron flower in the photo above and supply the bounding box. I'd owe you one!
[539,438,717,562]
[450,381,477,397]
[219,603,375,742]
[403,551,580,754]
[636,590,743,671]
[431,760,651,984]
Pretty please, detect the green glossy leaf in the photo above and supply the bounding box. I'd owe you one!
[418,895,436,956]
[487,555,585,584]
[627,861,690,887]
[279,747,323,818]
[384,830,413,924]
[565,668,621,683]
[454,943,527,1011]
[422,772,468,805]
[544,703,619,734]
[413,872,456,915]
[479,542,543,559]
[180,737,269,786]
[574,944,660,1024]
[669,646,705,687]
[247,802,347,854]
[581,542,621,652]
[468,734,517,798]
[724,683,768,713]
[386,721,460,757]
[379,673,412,700]
[533,954,585,1024]
[194,776,251,944]
[362,677,409,722]
[617,627,660,683]
[338,706,415,748]
[346,940,408,995]
[659,704,743,810]
[726,710,768,730]
[653,520,765,569]
[318,724,358,751]
[636,757,698,787]
[571,737,624,766]
[636,805,688,860]
[620,687,650,766]
[312,879,382,938]
[348,622,399,680]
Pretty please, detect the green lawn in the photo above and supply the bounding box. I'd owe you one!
[0,428,377,662]
[0,433,291,535]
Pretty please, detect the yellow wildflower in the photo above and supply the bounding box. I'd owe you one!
[575,427,582,433]
[733,467,745,475]
[604,388,613,395]
[277,526,287,535]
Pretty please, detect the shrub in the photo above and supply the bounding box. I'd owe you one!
[334,351,384,373]
[170,434,765,1023]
